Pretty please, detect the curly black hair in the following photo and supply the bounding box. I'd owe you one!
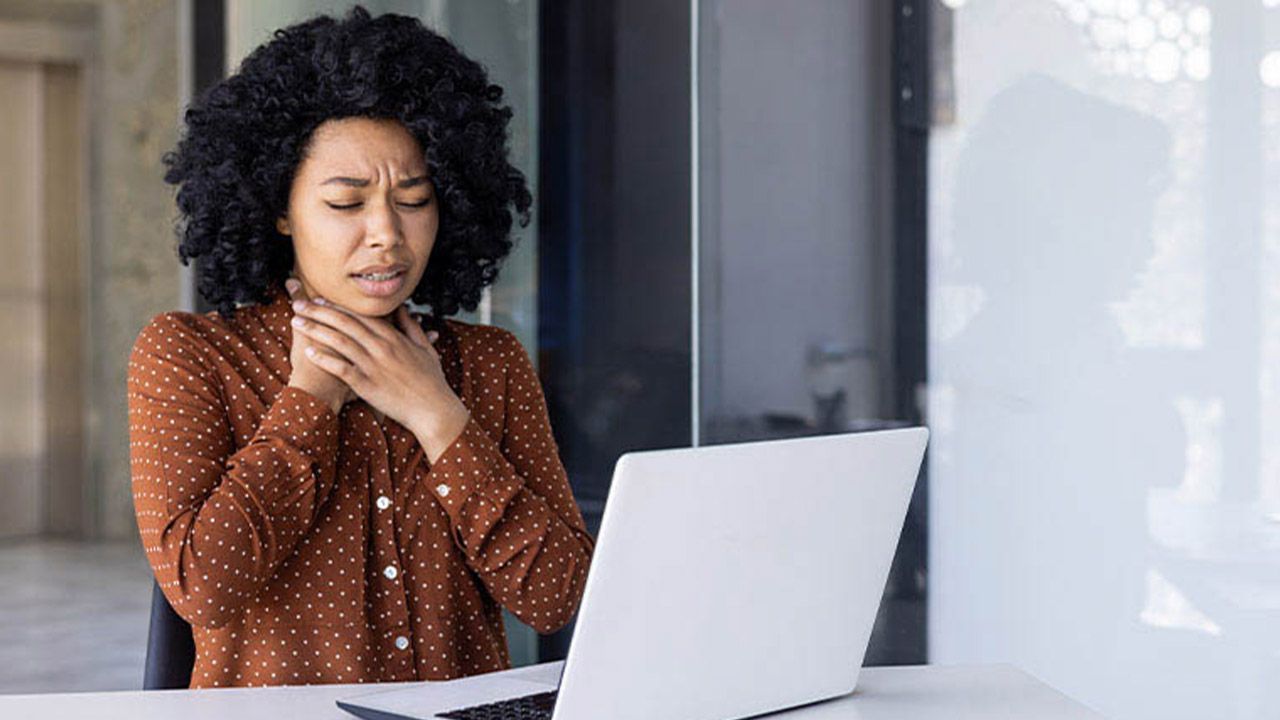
[163,5,532,317]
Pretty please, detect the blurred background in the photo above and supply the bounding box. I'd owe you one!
[0,1,1276,719]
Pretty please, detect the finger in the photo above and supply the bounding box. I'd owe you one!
[292,315,372,365]
[399,307,439,344]
[303,344,362,386]
[285,278,303,298]
[312,296,403,343]
[395,305,432,348]
[294,299,388,352]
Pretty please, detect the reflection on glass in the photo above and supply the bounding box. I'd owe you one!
[930,1,1280,718]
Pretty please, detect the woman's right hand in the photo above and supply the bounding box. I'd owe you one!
[284,278,353,414]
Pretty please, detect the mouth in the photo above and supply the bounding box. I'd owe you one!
[349,266,409,298]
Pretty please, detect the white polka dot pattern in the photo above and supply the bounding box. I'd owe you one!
[127,287,595,689]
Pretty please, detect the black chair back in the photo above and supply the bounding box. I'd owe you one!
[143,580,195,689]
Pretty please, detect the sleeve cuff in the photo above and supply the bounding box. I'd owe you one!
[428,415,524,522]
[255,386,341,460]
[220,386,342,533]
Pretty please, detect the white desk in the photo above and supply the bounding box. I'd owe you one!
[0,662,1103,719]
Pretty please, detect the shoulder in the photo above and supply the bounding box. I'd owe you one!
[132,309,234,352]
[438,317,530,369]
[133,311,202,354]
[129,309,239,376]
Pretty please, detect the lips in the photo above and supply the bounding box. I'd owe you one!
[350,263,408,279]
[351,273,407,298]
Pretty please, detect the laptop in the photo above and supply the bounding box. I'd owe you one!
[337,426,928,720]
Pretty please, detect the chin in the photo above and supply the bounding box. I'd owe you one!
[329,269,423,316]
[342,294,405,318]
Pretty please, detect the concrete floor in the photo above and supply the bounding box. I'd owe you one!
[0,539,154,695]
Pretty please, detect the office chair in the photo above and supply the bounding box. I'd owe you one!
[143,580,195,689]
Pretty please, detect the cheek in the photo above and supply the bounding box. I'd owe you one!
[291,216,360,271]
[407,213,439,260]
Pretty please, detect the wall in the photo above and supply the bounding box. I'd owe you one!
[0,0,182,540]
[0,56,46,538]
[90,0,183,539]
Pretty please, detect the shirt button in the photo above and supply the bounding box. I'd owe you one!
[376,495,392,510]
[395,635,410,651]
[436,483,450,497]
[383,565,398,580]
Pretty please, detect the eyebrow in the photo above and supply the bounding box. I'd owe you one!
[320,175,430,188]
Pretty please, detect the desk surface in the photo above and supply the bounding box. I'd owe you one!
[0,662,1103,719]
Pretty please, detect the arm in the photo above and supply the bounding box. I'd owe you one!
[426,327,595,634]
[128,314,340,628]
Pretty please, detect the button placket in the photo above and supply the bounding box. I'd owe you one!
[364,418,414,678]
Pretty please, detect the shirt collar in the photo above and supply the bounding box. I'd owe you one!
[255,283,295,348]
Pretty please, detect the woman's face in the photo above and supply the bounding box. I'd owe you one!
[276,117,438,317]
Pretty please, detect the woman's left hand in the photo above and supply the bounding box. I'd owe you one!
[290,297,471,461]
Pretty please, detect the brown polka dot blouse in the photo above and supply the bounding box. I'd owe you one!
[127,286,595,688]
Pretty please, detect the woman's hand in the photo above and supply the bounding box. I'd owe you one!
[284,279,354,414]
[289,294,472,461]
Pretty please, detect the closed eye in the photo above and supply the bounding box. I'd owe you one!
[326,198,432,211]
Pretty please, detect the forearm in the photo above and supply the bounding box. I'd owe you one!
[426,416,594,633]
[135,387,340,628]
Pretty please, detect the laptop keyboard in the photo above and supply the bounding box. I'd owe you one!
[435,690,559,719]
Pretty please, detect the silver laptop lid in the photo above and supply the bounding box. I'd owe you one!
[552,427,928,720]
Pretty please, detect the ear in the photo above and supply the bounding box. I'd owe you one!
[276,215,291,236]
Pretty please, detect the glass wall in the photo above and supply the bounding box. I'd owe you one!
[534,0,695,658]
[695,0,896,447]
[929,1,1280,718]
[693,0,923,664]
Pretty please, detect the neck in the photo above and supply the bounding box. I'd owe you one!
[285,275,403,322]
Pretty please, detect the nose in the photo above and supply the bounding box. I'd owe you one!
[363,196,403,249]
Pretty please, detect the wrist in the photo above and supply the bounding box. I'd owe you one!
[287,377,343,415]
[412,402,471,462]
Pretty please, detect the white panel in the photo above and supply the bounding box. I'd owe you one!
[929,2,1280,719]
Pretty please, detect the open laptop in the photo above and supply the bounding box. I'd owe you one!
[337,426,928,720]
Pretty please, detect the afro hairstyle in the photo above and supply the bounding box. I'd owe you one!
[162,5,532,317]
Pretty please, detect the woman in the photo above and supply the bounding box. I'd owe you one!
[128,6,593,688]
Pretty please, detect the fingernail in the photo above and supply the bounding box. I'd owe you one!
[285,278,300,293]
[291,317,304,327]
[304,346,315,356]
[292,300,306,311]
[314,297,326,306]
